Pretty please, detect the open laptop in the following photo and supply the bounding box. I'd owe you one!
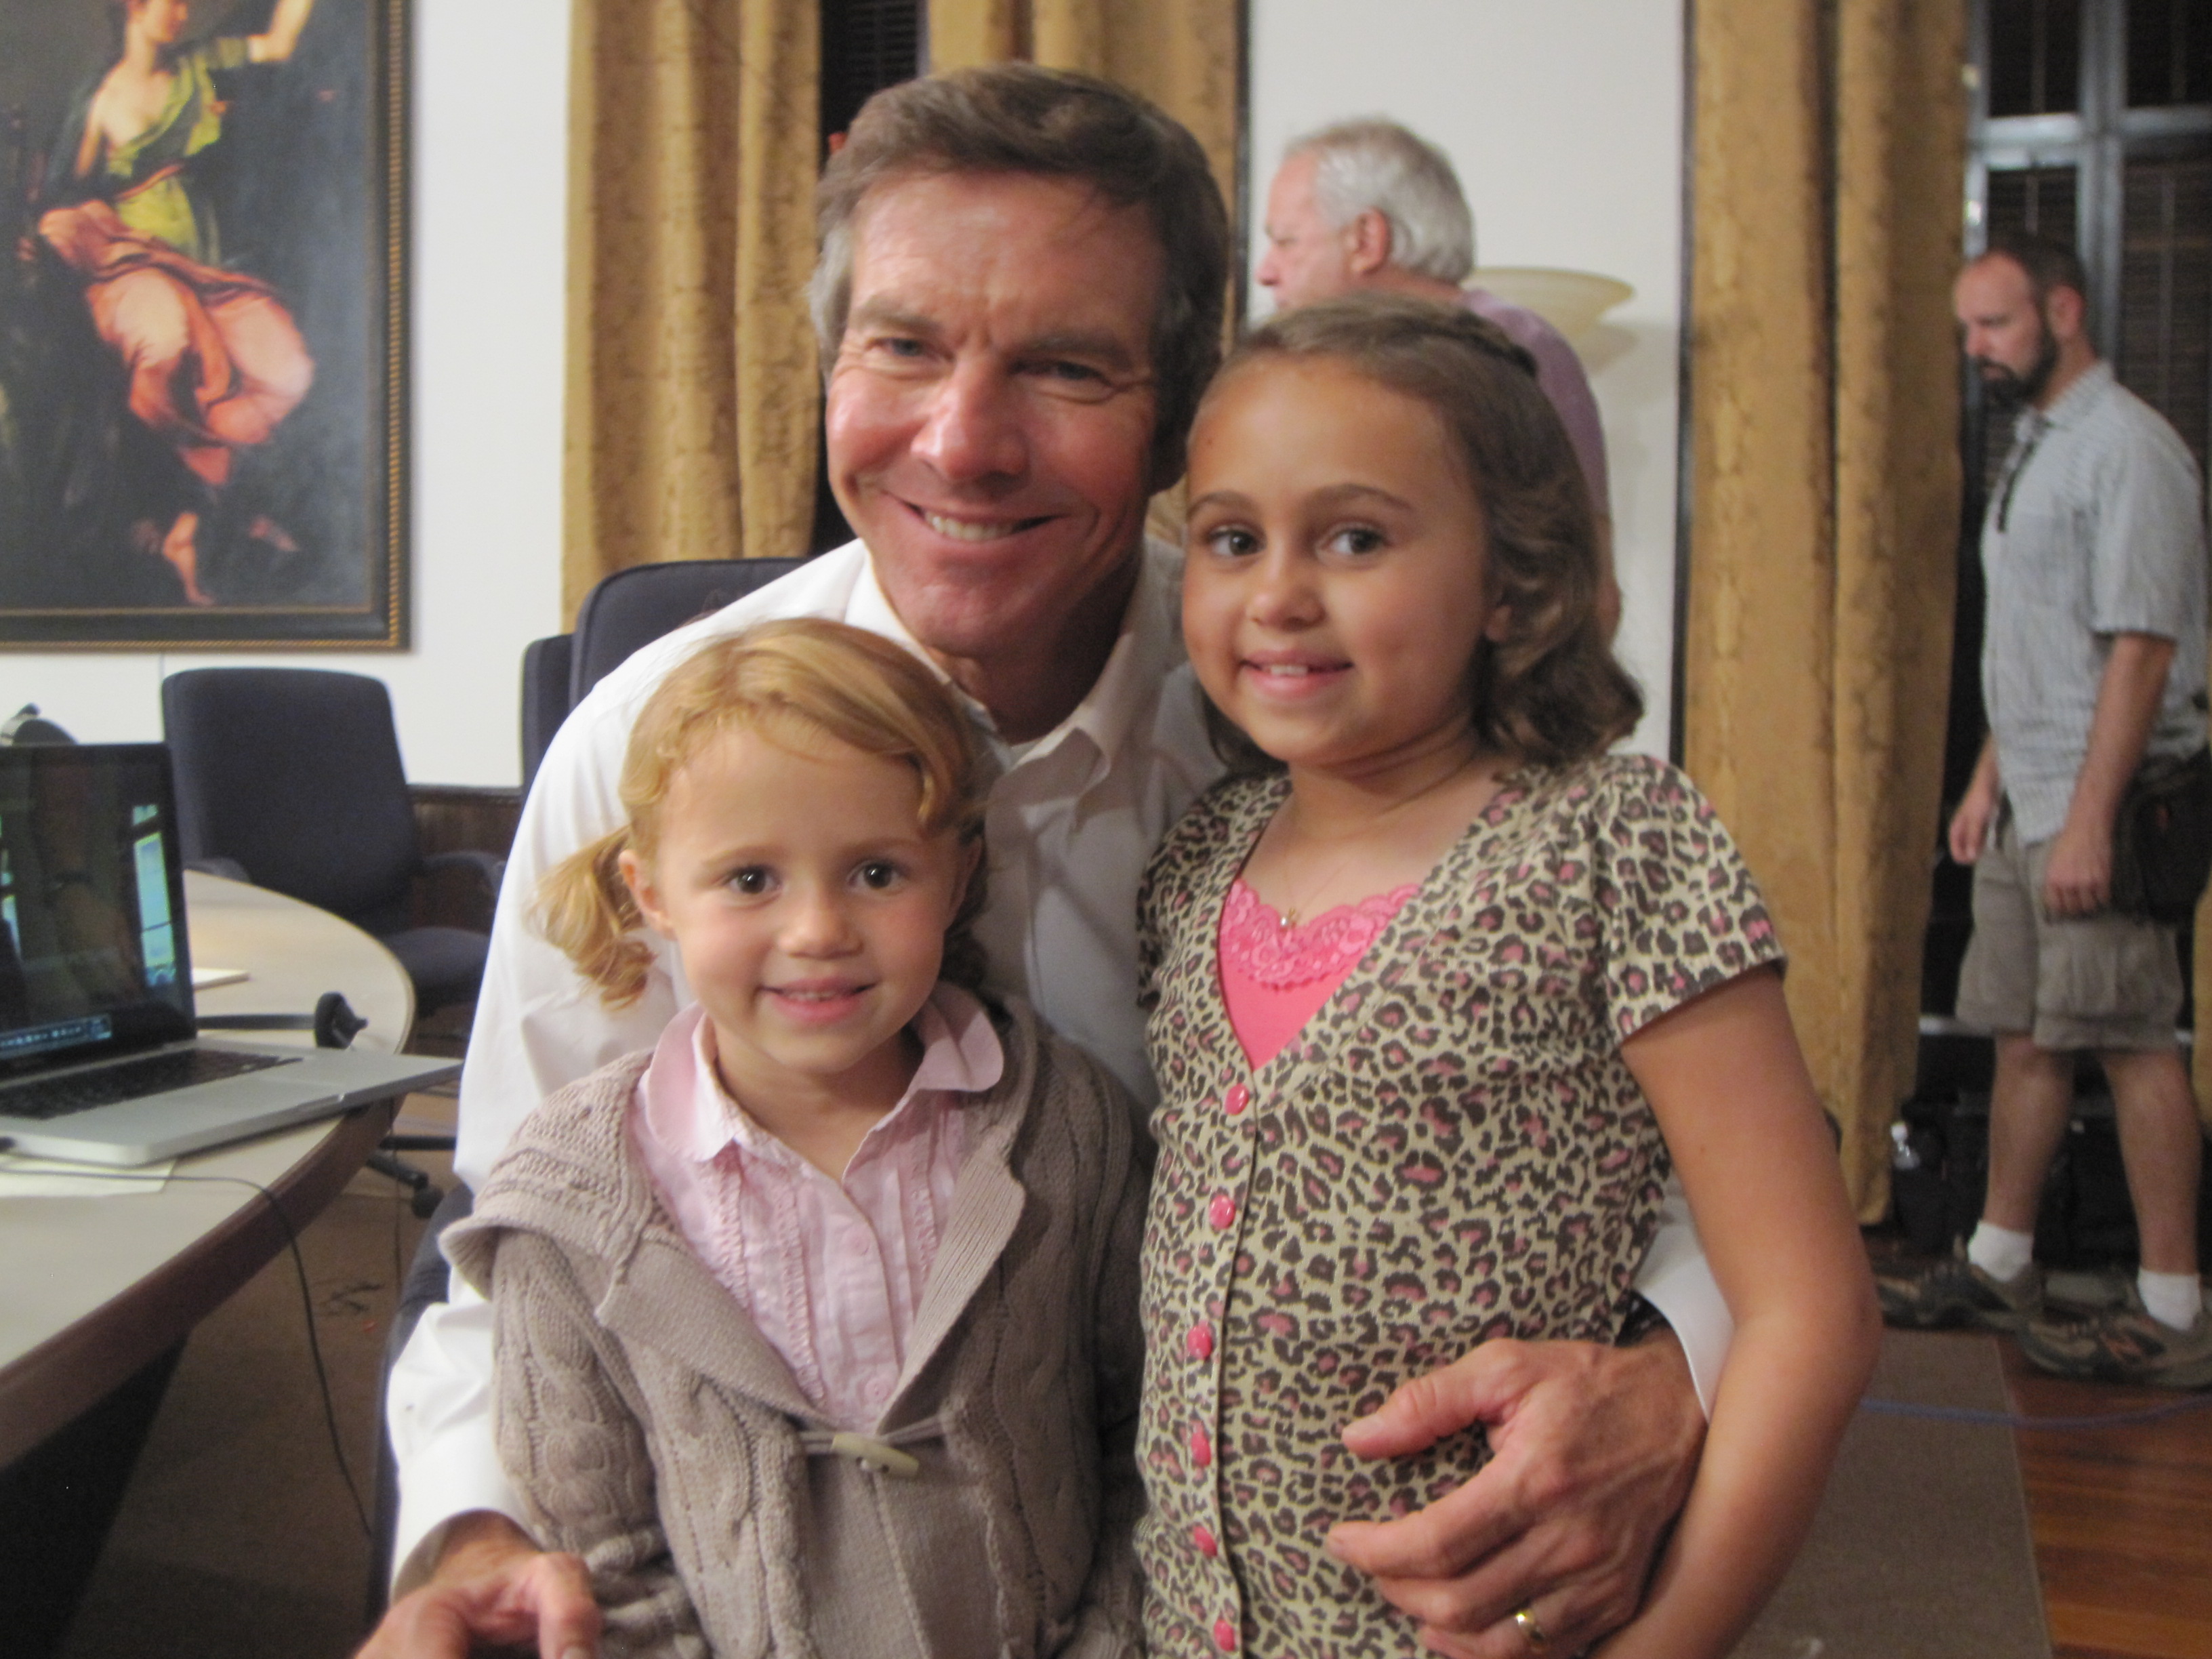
[0,743,459,1166]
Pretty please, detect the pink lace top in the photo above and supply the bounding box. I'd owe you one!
[1217,878,1419,1069]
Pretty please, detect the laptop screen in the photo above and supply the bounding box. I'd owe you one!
[0,745,195,1073]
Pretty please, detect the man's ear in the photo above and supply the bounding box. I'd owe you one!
[2045,283,2087,343]
[1345,209,1394,279]
[619,846,674,937]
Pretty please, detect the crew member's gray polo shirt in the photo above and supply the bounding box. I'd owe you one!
[1982,360,2209,843]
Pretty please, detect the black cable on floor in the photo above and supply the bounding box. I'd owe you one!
[12,1162,374,1540]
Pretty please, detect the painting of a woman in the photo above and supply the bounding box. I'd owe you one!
[39,0,318,603]
[0,0,401,644]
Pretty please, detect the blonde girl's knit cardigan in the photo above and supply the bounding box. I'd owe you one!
[445,996,1149,1659]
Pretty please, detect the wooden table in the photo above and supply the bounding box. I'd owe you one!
[0,872,421,1468]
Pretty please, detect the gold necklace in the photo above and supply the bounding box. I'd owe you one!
[1271,754,1502,929]
[1276,840,1376,930]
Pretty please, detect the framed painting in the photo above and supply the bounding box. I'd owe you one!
[0,0,406,647]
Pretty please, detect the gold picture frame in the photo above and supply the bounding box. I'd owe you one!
[0,0,407,647]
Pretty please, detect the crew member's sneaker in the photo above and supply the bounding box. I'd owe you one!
[1875,1248,2042,1331]
[2019,1286,2212,1389]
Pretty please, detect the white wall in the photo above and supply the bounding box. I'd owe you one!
[0,0,571,788]
[1248,0,1685,756]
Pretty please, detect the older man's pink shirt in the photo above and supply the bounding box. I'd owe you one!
[1464,287,1610,517]
[628,987,1004,1431]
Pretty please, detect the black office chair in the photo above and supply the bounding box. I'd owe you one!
[518,634,574,796]
[0,704,76,745]
[519,556,809,792]
[161,669,502,1020]
[163,670,498,1212]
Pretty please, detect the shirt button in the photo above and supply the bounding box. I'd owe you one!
[1208,1193,1236,1230]
[1189,1425,1212,1467]
[1185,1322,1214,1360]
[1191,1523,1218,1557]
[1224,1084,1250,1115]
[1214,1618,1239,1652]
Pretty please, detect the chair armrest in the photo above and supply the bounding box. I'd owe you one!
[185,856,251,882]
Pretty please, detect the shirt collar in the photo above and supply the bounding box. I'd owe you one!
[640,984,1005,1168]
[1057,537,1187,777]
[2037,359,2114,431]
[848,536,1187,787]
[844,550,929,660]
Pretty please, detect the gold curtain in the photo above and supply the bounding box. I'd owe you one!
[925,0,1239,196]
[562,0,822,621]
[1686,0,1968,1218]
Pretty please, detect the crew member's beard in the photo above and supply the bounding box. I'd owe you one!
[1976,322,2060,407]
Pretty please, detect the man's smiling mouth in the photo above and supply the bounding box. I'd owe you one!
[920,509,1050,542]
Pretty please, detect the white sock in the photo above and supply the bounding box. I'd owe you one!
[2137,1269,2203,1331]
[1967,1222,2036,1283]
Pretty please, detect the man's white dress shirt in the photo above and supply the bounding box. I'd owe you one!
[388,537,1732,1587]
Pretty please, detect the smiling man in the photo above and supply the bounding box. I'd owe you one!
[824,167,1164,741]
[363,66,1725,1659]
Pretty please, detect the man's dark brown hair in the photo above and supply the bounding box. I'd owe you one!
[1981,230,2089,306]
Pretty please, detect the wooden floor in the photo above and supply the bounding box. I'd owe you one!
[2005,1343,2212,1659]
[56,1198,2212,1658]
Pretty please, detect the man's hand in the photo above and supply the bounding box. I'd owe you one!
[1949,743,2001,867]
[2041,815,2114,917]
[356,1512,599,1659]
[2043,630,2177,917]
[1326,1335,1704,1659]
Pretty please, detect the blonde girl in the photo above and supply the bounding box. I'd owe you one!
[445,618,1147,1658]
[1134,297,1878,1659]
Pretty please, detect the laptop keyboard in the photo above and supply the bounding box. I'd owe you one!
[0,1048,302,1121]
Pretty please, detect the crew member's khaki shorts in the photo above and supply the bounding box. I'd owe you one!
[1954,809,2183,1051]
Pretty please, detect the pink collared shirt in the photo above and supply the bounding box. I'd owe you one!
[628,984,1005,1430]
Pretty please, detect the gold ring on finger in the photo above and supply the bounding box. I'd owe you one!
[1512,1604,1549,1652]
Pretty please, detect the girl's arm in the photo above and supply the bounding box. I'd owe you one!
[485,1231,710,1659]
[1599,966,1880,1659]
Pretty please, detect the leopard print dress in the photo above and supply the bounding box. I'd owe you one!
[1132,753,1782,1657]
